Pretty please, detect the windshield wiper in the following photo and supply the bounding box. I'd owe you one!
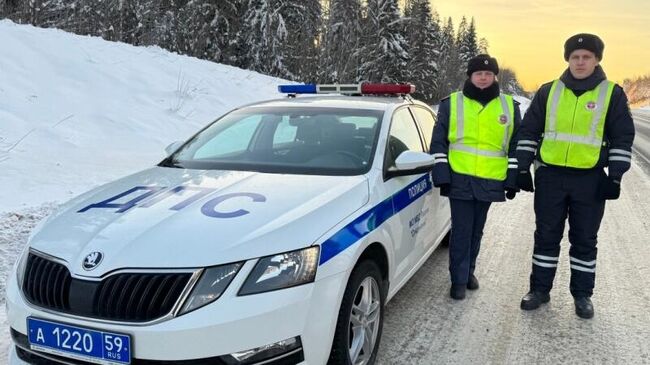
[158,157,184,168]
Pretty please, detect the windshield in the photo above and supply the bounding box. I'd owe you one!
[161,106,384,175]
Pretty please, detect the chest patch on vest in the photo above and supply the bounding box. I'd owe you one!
[586,101,597,110]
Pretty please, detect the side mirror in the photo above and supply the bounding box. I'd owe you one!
[164,141,184,156]
[386,151,435,178]
[395,151,435,170]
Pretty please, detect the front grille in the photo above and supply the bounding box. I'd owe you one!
[22,253,192,322]
[23,253,72,311]
[95,272,191,321]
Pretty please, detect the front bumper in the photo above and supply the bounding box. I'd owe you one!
[6,267,348,364]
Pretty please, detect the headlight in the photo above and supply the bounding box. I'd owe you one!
[239,247,319,296]
[178,262,244,315]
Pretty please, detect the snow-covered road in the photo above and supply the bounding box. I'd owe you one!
[632,110,650,169]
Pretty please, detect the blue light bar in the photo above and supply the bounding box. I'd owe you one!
[278,84,317,94]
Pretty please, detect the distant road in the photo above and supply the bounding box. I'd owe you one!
[632,109,650,167]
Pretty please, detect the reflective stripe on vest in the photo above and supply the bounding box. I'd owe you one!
[448,92,515,181]
[540,79,614,168]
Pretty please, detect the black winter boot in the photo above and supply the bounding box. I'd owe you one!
[520,291,550,310]
[574,297,594,319]
[450,284,466,300]
[467,274,479,290]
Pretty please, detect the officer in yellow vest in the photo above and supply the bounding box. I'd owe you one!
[431,54,521,300]
[516,34,635,318]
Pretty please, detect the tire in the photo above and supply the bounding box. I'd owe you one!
[328,260,386,365]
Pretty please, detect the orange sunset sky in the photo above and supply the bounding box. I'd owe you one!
[430,0,650,91]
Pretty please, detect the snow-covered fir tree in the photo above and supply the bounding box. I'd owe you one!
[435,17,460,100]
[239,0,292,79]
[358,0,409,83]
[282,0,321,82]
[457,17,479,64]
[174,0,239,62]
[319,0,362,82]
[404,0,441,103]
[499,67,525,95]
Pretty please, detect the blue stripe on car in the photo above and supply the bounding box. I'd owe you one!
[319,173,433,265]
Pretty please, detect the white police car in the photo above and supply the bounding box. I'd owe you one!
[6,83,450,365]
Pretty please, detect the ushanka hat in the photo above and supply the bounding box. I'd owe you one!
[466,54,499,76]
[564,33,604,60]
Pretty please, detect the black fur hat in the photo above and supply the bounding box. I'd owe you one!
[564,33,604,61]
[466,54,499,76]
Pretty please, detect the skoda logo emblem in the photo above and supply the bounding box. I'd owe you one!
[83,252,103,270]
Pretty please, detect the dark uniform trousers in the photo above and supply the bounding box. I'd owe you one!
[449,198,492,285]
[530,166,606,298]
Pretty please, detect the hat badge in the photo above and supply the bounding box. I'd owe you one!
[578,37,583,42]
[499,114,508,124]
[484,60,489,65]
[586,101,597,110]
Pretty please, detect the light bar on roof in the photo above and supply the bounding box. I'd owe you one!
[277,84,317,94]
[361,83,415,94]
[277,83,415,95]
[318,84,362,93]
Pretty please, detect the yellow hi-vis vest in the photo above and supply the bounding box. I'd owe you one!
[448,92,515,181]
[540,79,615,168]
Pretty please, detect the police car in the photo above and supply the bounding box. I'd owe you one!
[6,83,450,365]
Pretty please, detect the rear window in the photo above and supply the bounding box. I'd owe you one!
[163,106,384,176]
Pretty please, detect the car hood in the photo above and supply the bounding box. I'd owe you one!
[29,167,369,277]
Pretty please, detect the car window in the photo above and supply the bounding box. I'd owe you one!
[385,108,424,167]
[168,106,384,176]
[194,115,262,159]
[410,107,435,152]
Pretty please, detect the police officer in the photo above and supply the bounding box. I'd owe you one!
[431,54,521,300]
[516,34,635,318]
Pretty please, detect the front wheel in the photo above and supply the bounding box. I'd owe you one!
[328,260,386,365]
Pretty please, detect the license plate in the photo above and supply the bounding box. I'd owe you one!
[27,317,131,365]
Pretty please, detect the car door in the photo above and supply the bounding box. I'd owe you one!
[380,107,432,283]
[410,105,451,250]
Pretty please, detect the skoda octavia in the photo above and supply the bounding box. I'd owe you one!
[6,83,450,365]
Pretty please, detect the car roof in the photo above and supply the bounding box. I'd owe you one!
[238,95,424,111]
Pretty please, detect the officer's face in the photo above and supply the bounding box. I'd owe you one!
[568,50,600,79]
[470,71,496,89]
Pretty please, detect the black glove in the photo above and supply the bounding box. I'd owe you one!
[438,183,451,197]
[505,188,517,200]
[516,170,534,192]
[598,175,621,200]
